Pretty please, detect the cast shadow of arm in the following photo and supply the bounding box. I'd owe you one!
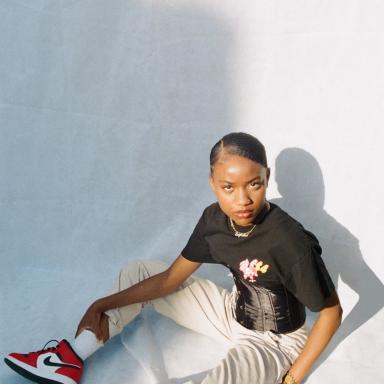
[271,147,384,378]
[310,228,384,372]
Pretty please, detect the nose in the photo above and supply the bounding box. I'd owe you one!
[235,188,252,206]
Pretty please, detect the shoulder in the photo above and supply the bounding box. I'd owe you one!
[267,203,321,261]
[197,202,227,233]
[202,202,223,219]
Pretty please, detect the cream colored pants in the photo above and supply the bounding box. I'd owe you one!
[105,261,308,384]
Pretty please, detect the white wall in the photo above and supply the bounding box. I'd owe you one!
[1,1,383,382]
[230,1,384,381]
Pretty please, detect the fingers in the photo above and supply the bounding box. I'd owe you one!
[76,326,104,344]
[74,310,107,342]
[91,322,107,343]
[94,328,103,343]
[75,326,88,339]
[100,313,110,343]
[75,325,83,338]
[75,325,96,339]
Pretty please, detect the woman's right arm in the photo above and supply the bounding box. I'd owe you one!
[75,255,200,340]
[96,255,201,312]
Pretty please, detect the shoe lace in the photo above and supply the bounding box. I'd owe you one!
[29,339,60,356]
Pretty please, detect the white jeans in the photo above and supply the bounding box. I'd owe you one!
[105,261,308,384]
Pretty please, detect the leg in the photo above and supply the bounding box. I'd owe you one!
[194,324,308,384]
[105,260,169,338]
[152,276,237,343]
[104,260,306,384]
[105,260,237,343]
[193,343,290,384]
[4,261,170,384]
[183,324,308,384]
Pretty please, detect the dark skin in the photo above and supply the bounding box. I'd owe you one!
[76,151,343,383]
[75,255,201,343]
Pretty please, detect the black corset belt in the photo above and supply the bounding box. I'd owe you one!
[234,279,306,334]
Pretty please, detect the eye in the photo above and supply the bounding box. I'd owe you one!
[223,185,233,192]
[249,181,262,189]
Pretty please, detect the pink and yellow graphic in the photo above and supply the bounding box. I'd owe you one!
[239,258,269,282]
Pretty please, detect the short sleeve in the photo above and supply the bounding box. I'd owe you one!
[181,208,215,263]
[284,241,335,312]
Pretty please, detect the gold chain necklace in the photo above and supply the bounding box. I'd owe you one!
[229,218,256,238]
[229,202,270,238]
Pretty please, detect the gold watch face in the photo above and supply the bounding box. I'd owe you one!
[284,374,295,384]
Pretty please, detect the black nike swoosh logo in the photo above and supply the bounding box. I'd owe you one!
[43,356,81,370]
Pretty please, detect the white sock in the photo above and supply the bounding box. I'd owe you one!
[71,330,103,361]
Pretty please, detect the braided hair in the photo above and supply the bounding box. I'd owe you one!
[210,132,268,173]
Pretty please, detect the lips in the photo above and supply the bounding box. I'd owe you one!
[234,210,253,219]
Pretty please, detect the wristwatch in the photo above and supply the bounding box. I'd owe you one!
[283,372,297,384]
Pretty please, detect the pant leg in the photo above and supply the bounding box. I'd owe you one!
[105,260,307,384]
[151,276,237,343]
[192,344,288,384]
[185,324,308,384]
[105,260,237,343]
[105,260,168,338]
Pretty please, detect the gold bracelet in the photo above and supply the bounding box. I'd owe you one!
[283,372,297,384]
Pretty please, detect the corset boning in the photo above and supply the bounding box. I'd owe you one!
[234,278,306,334]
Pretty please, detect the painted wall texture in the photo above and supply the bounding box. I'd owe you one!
[1,1,383,383]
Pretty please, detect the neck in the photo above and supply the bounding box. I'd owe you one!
[232,201,270,229]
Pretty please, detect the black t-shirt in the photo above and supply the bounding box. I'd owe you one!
[182,202,335,315]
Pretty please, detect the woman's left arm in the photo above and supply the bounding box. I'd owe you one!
[283,290,343,384]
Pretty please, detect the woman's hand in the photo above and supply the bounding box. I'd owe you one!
[285,291,342,382]
[75,301,110,343]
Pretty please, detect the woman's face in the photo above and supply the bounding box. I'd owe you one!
[209,152,269,227]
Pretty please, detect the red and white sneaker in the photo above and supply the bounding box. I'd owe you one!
[4,339,84,384]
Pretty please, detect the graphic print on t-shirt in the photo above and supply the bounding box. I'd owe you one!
[239,258,269,282]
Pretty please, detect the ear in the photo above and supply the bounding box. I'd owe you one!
[265,167,271,186]
[208,174,215,192]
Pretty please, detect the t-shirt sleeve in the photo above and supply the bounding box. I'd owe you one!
[181,208,215,263]
[283,238,335,312]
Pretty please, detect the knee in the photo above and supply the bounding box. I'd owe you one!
[116,261,143,286]
[117,260,168,283]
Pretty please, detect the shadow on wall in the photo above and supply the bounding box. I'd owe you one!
[271,148,384,378]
